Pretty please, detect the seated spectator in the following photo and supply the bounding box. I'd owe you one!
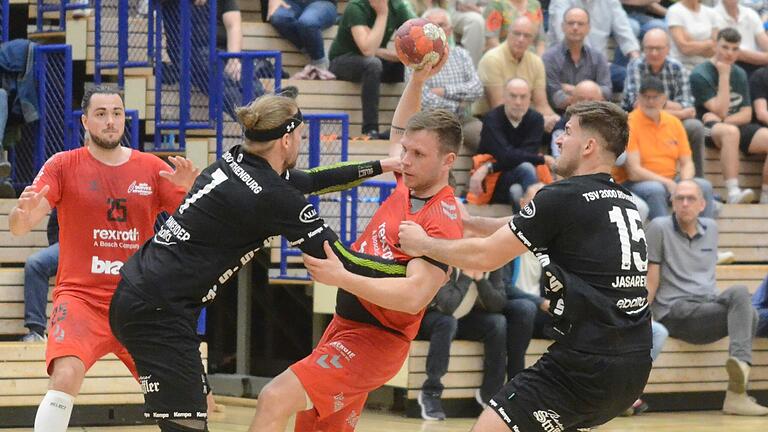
[748,66,768,203]
[483,0,547,54]
[406,8,484,152]
[21,210,58,342]
[623,28,706,178]
[691,28,768,204]
[474,16,560,132]
[328,0,415,139]
[619,0,667,40]
[548,0,640,92]
[451,0,486,66]
[550,79,602,156]
[667,0,719,72]
[647,179,768,416]
[754,274,768,337]
[542,7,611,111]
[267,0,339,73]
[623,77,716,220]
[415,266,507,420]
[471,78,552,208]
[715,0,768,75]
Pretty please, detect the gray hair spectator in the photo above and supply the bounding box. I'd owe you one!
[647,179,768,416]
[474,16,560,132]
[547,0,640,92]
[406,8,485,152]
[542,7,611,111]
[472,78,553,209]
[623,28,707,178]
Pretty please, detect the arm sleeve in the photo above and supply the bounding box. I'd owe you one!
[32,152,63,208]
[645,219,664,264]
[286,160,383,195]
[690,71,716,109]
[677,65,695,108]
[610,0,640,54]
[477,56,505,87]
[749,69,767,102]
[475,275,507,313]
[431,272,471,315]
[507,184,566,251]
[622,59,641,111]
[345,3,370,28]
[444,49,485,102]
[272,187,408,278]
[543,51,567,108]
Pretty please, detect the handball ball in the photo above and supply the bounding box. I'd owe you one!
[394,18,448,70]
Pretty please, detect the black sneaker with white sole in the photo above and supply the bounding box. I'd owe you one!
[418,391,446,421]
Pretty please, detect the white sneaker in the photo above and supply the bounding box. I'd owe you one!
[717,251,736,265]
[723,390,768,416]
[727,188,756,204]
[726,357,749,394]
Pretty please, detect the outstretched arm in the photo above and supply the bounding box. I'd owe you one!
[287,158,400,195]
[303,241,448,314]
[398,220,528,271]
[389,50,449,158]
[10,185,51,236]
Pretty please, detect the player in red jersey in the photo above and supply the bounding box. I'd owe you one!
[9,86,199,432]
[247,61,464,431]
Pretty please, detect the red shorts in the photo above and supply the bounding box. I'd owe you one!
[46,293,138,379]
[291,315,410,432]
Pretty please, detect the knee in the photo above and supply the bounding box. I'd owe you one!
[684,119,705,138]
[730,285,752,301]
[269,10,293,26]
[434,315,459,337]
[486,315,507,339]
[362,56,383,75]
[49,361,85,395]
[505,300,537,324]
[256,381,294,419]
[713,123,739,141]
[24,254,45,273]
[296,14,322,30]
[652,321,669,342]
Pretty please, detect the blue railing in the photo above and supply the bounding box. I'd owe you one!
[69,109,140,149]
[1,1,9,42]
[35,0,91,34]
[153,0,217,150]
[94,0,154,87]
[11,45,72,190]
[214,50,282,156]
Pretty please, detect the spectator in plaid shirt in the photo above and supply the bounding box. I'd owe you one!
[405,8,485,152]
[622,28,706,178]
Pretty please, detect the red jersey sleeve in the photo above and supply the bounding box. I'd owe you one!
[32,152,64,208]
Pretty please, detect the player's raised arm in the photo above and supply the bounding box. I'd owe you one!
[286,158,400,195]
[389,47,449,158]
[9,185,52,236]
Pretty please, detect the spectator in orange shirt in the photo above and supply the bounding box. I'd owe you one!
[621,77,716,220]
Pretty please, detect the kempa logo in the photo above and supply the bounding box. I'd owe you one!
[127,181,153,196]
[299,204,319,223]
[91,256,124,275]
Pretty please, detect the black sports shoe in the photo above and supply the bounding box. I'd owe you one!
[418,391,446,421]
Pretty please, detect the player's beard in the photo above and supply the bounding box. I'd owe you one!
[89,132,123,150]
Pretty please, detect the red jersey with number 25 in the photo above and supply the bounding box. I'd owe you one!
[351,175,463,339]
[32,147,187,304]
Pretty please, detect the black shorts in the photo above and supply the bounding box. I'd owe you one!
[109,282,208,422]
[488,344,651,432]
[703,121,762,153]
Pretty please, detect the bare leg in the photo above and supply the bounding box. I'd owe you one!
[471,407,518,432]
[711,123,741,181]
[249,369,310,432]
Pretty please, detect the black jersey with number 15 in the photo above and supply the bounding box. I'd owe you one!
[508,173,652,355]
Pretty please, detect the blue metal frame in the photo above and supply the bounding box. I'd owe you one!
[94,0,155,87]
[36,0,91,34]
[1,0,9,42]
[154,0,218,150]
[214,50,283,157]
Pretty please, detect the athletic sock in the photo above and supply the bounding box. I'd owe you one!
[725,178,740,196]
[34,390,74,432]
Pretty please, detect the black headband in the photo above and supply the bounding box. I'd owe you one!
[243,109,303,142]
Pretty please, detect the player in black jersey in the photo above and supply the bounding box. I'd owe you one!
[399,101,653,432]
[109,94,402,432]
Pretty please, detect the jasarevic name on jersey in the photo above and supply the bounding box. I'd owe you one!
[119,146,384,318]
[508,173,652,355]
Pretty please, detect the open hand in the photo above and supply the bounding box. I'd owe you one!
[159,156,200,192]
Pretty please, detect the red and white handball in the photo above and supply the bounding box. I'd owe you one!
[394,18,448,70]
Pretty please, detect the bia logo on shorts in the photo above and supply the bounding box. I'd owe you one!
[91,256,124,275]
